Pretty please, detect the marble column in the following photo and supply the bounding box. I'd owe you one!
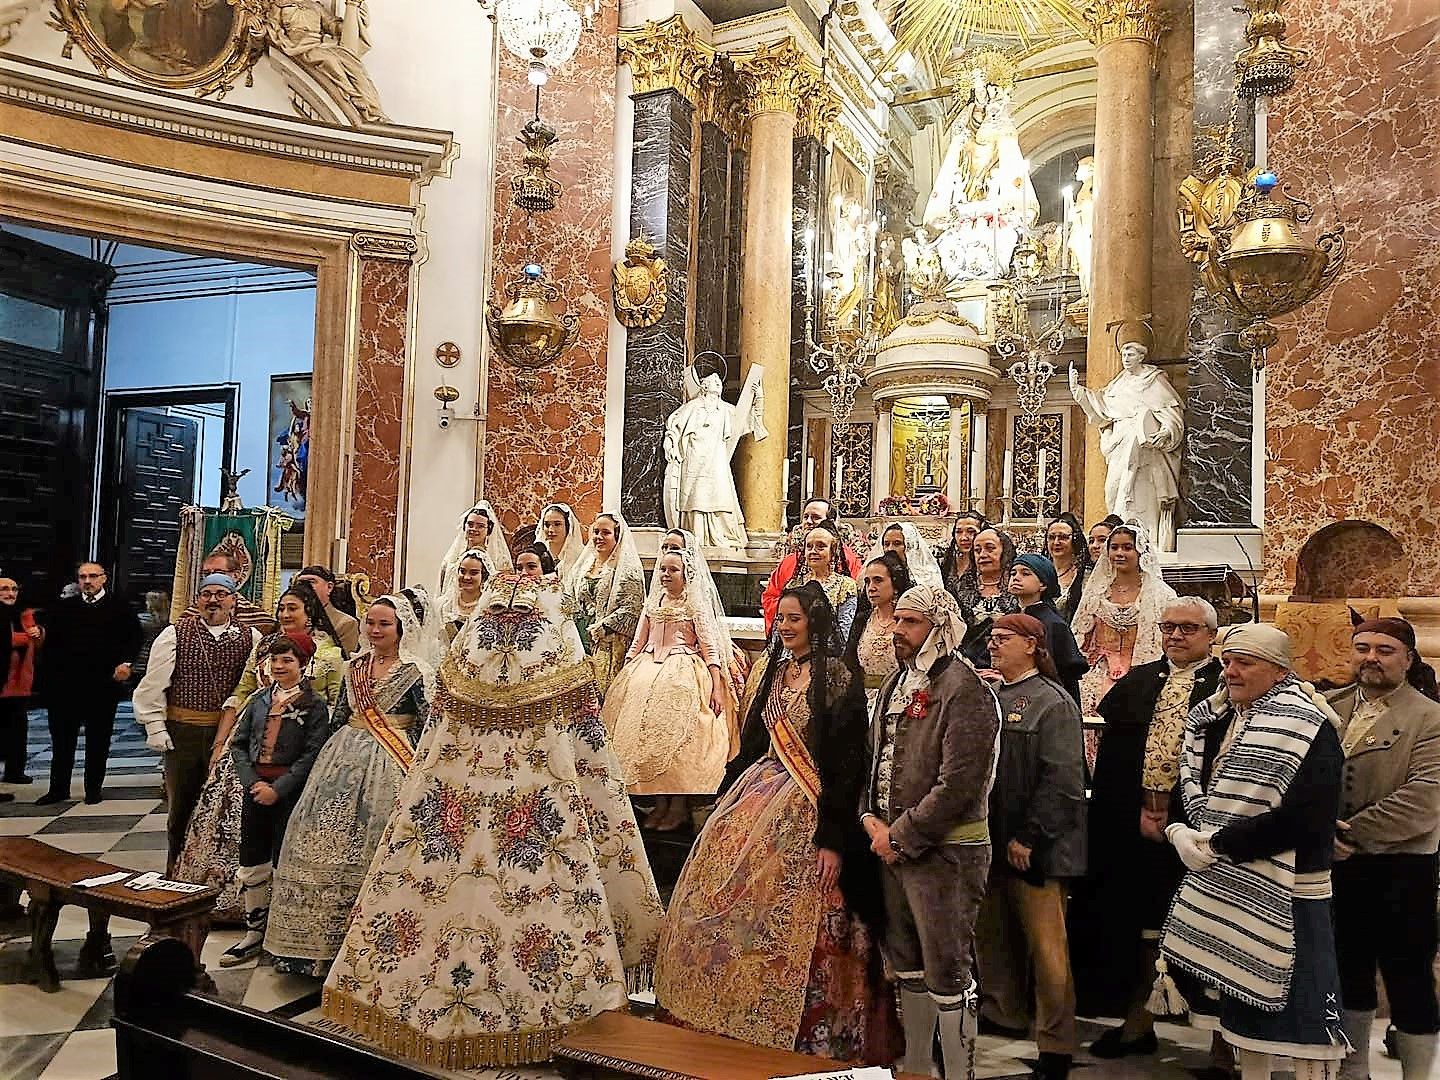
[1082,0,1168,525]
[1181,0,1256,526]
[618,88,693,526]
[789,131,825,523]
[946,396,968,509]
[873,399,893,507]
[693,119,731,357]
[733,39,826,536]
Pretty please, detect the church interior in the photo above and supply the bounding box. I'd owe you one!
[0,0,1434,1076]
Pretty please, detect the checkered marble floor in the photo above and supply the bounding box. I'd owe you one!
[0,707,1405,1079]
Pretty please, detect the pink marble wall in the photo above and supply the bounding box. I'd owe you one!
[482,11,616,538]
[1263,0,1440,595]
[347,256,410,592]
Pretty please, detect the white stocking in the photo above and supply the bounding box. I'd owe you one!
[1238,1049,1272,1080]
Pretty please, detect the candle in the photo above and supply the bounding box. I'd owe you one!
[1002,448,1013,499]
[836,455,846,495]
[1037,448,1048,520]
[806,456,815,498]
[782,458,790,499]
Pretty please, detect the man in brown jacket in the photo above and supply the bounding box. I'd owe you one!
[1327,618,1439,1080]
[863,584,1001,1080]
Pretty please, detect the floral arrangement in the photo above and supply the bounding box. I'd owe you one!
[875,493,951,518]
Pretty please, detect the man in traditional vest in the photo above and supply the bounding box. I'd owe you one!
[133,573,260,870]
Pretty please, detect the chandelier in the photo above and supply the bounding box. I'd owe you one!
[807,269,879,434]
[495,0,583,86]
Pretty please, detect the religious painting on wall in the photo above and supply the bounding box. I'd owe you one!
[50,0,268,97]
[268,374,311,523]
[825,148,869,329]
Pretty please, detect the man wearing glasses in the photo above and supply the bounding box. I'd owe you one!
[133,573,261,870]
[1077,597,1222,1060]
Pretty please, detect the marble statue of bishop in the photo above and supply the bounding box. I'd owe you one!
[663,353,767,550]
[1070,325,1185,550]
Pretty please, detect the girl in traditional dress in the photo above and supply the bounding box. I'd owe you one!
[1086,514,1122,566]
[1045,512,1091,622]
[265,593,433,976]
[663,527,750,711]
[843,552,912,707]
[323,572,662,1069]
[534,502,587,585]
[437,548,492,643]
[939,510,989,602]
[1071,522,1176,766]
[437,499,511,599]
[173,582,343,922]
[572,512,645,696]
[656,582,901,1064]
[877,521,945,590]
[516,543,557,582]
[602,548,737,832]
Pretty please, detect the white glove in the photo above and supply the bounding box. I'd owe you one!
[1166,823,1217,872]
[144,721,174,754]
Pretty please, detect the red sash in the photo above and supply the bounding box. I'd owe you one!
[350,658,414,772]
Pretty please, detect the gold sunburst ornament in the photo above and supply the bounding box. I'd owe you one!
[884,0,1087,80]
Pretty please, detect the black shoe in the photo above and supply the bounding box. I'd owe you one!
[0,793,12,803]
[1034,1051,1072,1079]
[35,792,71,805]
[84,794,102,805]
[1090,1027,1158,1058]
[2,774,32,784]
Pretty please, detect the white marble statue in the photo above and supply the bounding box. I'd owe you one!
[268,0,387,124]
[902,225,949,303]
[662,354,768,550]
[1069,334,1185,551]
[1066,156,1095,296]
[922,71,1039,282]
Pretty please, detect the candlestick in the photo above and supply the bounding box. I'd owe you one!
[1037,448,1048,520]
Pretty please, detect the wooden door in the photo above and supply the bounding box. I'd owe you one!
[111,408,198,603]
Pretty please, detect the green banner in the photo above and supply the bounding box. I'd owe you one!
[199,514,265,605]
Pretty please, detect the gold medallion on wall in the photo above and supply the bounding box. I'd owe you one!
[48,0,269,98]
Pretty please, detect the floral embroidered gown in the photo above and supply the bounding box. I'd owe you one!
[323,573,663,1069]
[171,632,343,923]
[600,592,736,796]
[264,658,428,976]
[655,658,901,1063]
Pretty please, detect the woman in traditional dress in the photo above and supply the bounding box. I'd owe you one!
[781,521,858,644]
[1071,522,1176,767]
[663,527,750,711]
[437,499,511,599]
[265,592,433,976]
[323,571,663,1069]
[173,582,343,922]
[939,510,988,603]
[656,582,900,1063]
[602,548,736,832]
[843,552,912,707]
[1086,514,1123,566]
[1045,512,1091,622]
[437,549,493,643]
[516,543,556,582]
[534,502,587,585]
[877,521,945,590]
[572,512,645,697]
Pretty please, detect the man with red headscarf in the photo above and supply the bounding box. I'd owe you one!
[1326,618,1439,1079]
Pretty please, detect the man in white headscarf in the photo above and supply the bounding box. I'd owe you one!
[862,584,1002,1079]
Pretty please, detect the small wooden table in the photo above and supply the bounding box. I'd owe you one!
[0,837,218,993]
[554,1010,929,1080]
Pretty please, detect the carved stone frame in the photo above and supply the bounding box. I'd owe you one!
[48,0,269,98]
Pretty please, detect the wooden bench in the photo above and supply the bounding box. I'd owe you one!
[0,836,219,993]
[555,1010,929,1080]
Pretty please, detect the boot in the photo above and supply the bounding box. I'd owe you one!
[1338,1008,1373,1080]
[1393,1031,1436,1080]
[221,863,271,967]
[937,987,978,1080]
[898,988,939,1077]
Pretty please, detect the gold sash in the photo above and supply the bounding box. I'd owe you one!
[350,659,414,772]
[768,698,821,808]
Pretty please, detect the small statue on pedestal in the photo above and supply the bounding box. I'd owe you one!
[662,352,767,550]
[219,467,251,514]
[1069,319,1184,550]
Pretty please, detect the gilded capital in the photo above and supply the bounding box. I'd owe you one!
[732,37,827,122]
[618,15,715,105]
[798,83,842,141]
[1082,0,1169,48]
